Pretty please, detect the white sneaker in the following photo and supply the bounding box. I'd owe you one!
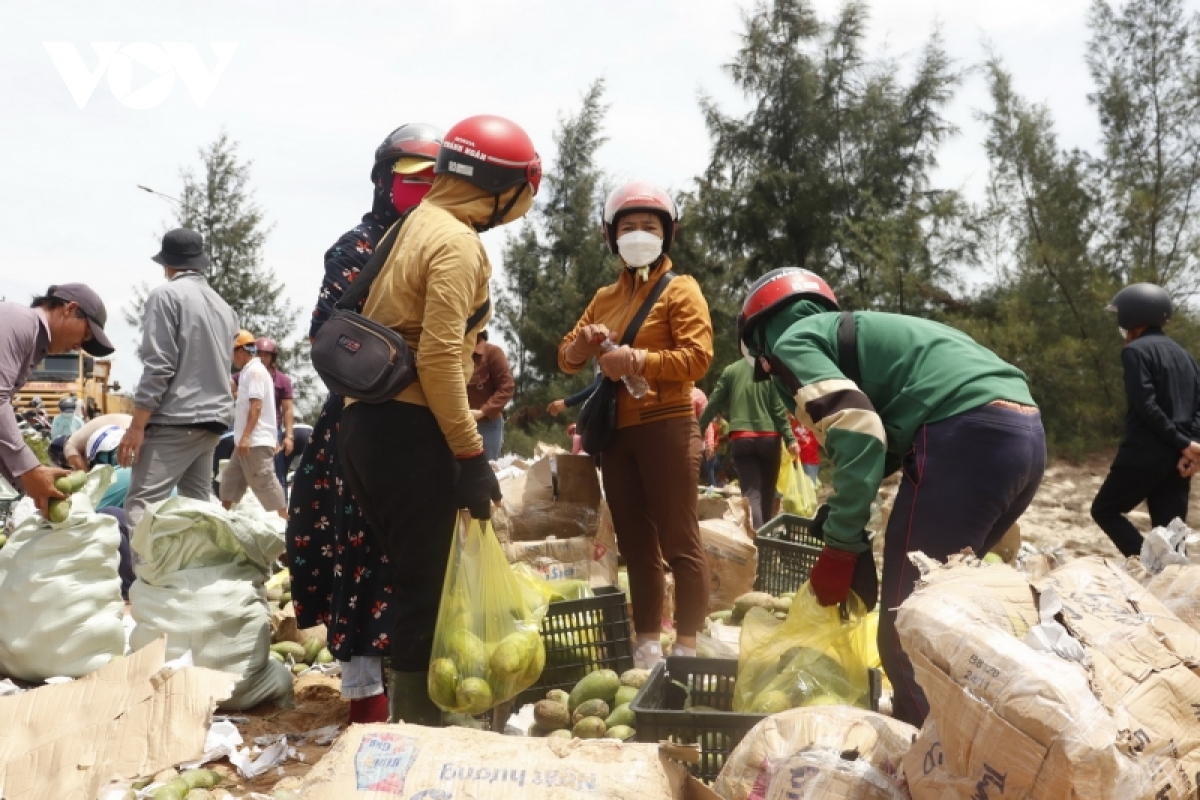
[634,639,663,670]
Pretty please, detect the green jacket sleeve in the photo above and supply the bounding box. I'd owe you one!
[769,335,886,554]
[768,387,797,448]
[698,366,731,431]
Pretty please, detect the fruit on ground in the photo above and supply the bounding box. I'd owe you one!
[614,685,638,708]
[546,689,570,707]
[572,716,607,739]
[533,700,570,731]
[569,669,620,711]
[270,641,307,661]
[605,703,635,729]
[572,698,610,725]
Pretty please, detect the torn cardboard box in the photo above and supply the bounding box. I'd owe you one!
[293,723,718,799]
[502,455,618,587]
[0,637,235,800]
[699,518,758,613]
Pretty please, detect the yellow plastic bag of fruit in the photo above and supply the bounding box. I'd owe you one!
[428,516,547,715]
[776,450,817,517]
[734,582,872,713]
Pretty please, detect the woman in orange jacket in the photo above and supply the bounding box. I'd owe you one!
[558,182,714,668]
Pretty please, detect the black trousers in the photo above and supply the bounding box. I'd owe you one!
[730,435,782,529]
[1091,463,1190,557]
[879,404,1046,727]
[339,401,458,672]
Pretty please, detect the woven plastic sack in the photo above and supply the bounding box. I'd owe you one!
[428,517,546,715]
[735,582,872,713]
[129,496,292,711]
[777,450,817,517]
[0,486,124,680]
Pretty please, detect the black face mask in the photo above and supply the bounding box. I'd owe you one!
[370,162,401,227]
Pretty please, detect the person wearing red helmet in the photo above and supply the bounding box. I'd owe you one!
[738,267,1045,727]
[558,181,714,669]
[337,115,540,724]
[287,123,443,724]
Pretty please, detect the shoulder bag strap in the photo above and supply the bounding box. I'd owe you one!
[837,310,861,386]
[334,208,416,312]
[620,271,676,347]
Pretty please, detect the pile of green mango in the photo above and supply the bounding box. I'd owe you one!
[528,668,648,741]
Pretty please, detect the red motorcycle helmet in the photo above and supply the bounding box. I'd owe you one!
[601,182,679,254]
[435,115,542,196]
[738,268,839,355]
[254,337,278,356]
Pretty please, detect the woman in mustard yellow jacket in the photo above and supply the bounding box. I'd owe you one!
[558,182,714,668]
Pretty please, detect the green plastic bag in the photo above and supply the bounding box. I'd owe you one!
[777,450,818,517]
[428,516,546,714]
[734,582,873,713]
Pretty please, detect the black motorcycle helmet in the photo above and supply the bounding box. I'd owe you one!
[1108,283,1172,330]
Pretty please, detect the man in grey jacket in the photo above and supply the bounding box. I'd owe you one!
[119,229,239,527]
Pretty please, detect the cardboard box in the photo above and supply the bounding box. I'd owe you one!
[699,518,758,613]
[501,456,618,587]
[0,637,235,800]
[293,723,718,799]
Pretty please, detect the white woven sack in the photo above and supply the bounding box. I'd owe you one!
[0,490,124,680]
[129,497,292,710]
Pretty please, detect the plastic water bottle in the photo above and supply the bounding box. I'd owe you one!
[601,340,650,399]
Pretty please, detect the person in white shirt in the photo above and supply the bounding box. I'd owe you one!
[219,331,287,518]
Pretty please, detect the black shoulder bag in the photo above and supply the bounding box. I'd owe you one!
[311,211,490,403]
[576,272,675,454]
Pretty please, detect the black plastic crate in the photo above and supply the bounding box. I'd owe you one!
[517,585,633,706]
[754,513,823,596]
[630,657,765,783]
[630,657,884,784]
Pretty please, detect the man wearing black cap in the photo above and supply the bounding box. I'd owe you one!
[118,228,239,527]
[0,283,115,518]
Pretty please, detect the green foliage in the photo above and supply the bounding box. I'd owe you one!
[689,0,966,314]
[23,435,49,467]
[1088,0,1200,293]
[502,419,571,460]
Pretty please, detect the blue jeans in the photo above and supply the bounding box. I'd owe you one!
[477,415,504,461]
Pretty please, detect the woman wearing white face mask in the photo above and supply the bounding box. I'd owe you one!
[558,182,714,668]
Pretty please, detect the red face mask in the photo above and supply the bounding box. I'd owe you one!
[392,174,432,214]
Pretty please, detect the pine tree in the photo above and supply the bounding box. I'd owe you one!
[124,133,319,421]
[1088,0,1200,294]
[495,79,612,405]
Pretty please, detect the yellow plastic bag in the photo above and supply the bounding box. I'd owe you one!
[428,517,546,715]
[734,582,872,713]
[777,450,818,517]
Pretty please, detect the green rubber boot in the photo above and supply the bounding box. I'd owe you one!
[387,670,442,726]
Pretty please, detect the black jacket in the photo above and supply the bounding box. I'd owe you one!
[1115,329,1200,468]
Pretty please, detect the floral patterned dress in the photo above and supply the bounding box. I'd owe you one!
[286,212,397,660]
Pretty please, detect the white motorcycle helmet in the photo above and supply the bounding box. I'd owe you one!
[86,425,125,467]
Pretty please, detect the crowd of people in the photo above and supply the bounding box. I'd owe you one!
[2,112,1200,733]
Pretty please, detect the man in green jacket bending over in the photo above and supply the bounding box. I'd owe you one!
[737,268,1045,727]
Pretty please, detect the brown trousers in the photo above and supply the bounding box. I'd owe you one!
[601,415,709,637]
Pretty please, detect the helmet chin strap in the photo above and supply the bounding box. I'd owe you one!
[475,184,528,232]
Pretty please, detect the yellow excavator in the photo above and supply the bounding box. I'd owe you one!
[13,352,133,420]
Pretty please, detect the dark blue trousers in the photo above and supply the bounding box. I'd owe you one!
[879,403,1046,726]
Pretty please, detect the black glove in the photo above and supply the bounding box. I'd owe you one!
[454,453,502,520]
[810,504,878,611]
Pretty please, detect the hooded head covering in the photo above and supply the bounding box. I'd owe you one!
[422,174,534,232]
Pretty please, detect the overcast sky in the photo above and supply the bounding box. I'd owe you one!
[0,0,1169,390]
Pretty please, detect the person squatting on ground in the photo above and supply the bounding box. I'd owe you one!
[1091,283,1200,557]
[0,284,114,519]
[738,267,1045,727]
[699,355,800,529]
[558,181,713,669]
[337,115,540,725]
[82,424,137,598]
[286,122,443,724]
[119,229,239,528]
[468,330,515,461]
[219,331,288,519]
